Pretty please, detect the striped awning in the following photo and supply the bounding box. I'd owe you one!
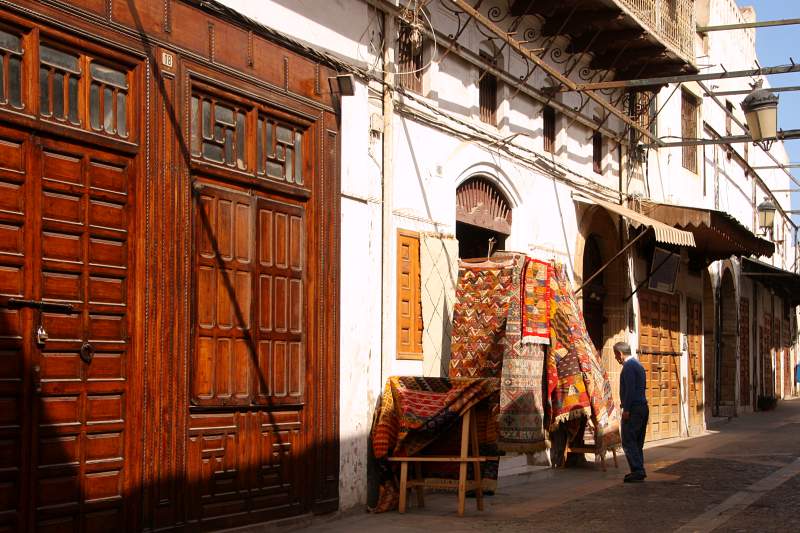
[574,194,696,247]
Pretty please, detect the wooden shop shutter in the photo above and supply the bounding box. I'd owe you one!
[397,231,424,359]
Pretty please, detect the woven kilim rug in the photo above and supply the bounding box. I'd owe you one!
[546,264,592,428]
[370,376,500,513]
[497,254,549,452]
[521,258,551,344]
[549,264,620,449]
[449,256,517,378]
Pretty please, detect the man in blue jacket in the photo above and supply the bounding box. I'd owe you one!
[614,341,649,483]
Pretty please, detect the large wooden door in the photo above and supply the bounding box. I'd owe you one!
[687,299,703,433]
[638,290,681,440]
[188,180,308,523]
[0,128,136,531]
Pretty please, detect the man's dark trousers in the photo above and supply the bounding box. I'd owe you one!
[621,403,649,475]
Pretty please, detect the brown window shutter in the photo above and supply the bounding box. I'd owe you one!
[543,105,556,154]
[479,50,498,126]
[592,131,603,174]
[681,91,698,173]
[397,231,423,360]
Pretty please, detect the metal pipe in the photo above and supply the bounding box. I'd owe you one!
[751,164,800,169]
[707,85,800,97]
[572,63,800,92]
[642,129,800,148]
[698,18,800,33]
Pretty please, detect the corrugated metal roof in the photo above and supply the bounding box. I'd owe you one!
[576,195,697,247]
[641,201,775,259]
[741,257,800,306]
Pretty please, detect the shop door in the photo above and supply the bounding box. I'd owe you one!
[638,290,681,440]
[687,299,703,433]
[0,130,136,531]
[739,300,750,407]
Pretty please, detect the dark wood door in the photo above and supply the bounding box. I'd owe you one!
[0,129,136,531]
[638,290,681,440]
[188,180,308,523]
[687,299,703,432]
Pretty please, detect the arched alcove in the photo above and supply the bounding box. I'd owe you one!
[455,176,512,259]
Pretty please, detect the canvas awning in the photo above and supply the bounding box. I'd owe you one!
[574,194,696,247]
[741,257,800,306]
[640,201,774,260]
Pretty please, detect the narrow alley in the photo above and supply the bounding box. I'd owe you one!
[301,400,800,533]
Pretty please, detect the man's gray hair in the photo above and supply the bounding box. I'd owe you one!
[613,342,632,356]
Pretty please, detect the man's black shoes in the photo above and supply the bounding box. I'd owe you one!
[624,472,646,483]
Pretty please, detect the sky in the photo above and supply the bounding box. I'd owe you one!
[735,1,800,217]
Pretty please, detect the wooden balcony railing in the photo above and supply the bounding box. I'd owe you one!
[616,0,695,62]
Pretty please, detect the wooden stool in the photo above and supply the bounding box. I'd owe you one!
[564,444,619,471]
[388,406,496,516]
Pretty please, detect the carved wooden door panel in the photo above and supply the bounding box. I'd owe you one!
[189,182,306,524]
[687,299,703,432]
[638,290,681,440]
[0,130,136,531]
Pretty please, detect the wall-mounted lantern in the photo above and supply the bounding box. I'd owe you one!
[741,81,779,150]
[757,198,776,233]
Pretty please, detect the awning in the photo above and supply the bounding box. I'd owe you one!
[741,257,800,306]
[640,201,774,260]
[574,194,696,247]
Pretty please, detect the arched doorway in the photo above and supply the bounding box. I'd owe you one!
[582,234,605,351]
[456,176,512,259]
[718,268,737,415]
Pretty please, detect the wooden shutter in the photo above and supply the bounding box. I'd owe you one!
[592,131,603,174]
[479,51,497,126]
[543,105,556,154]
[397,231,423,359]
[681,91,698,173]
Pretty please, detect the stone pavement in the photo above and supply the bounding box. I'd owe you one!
[298,399,800,532]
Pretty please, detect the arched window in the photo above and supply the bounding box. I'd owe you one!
[455,176,511,259]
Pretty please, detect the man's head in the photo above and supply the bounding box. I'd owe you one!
[613,342,632,365]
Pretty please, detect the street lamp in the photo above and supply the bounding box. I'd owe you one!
[757,198,776,233]
[741,81,779,150]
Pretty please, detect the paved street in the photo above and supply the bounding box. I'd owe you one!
[299,400,800,532]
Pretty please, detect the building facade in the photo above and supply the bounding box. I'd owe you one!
[1,0,798,530]
[0,0,341,530]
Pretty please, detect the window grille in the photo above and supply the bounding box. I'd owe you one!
[397,20,423,94]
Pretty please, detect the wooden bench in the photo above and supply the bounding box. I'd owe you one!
[387,406,497,516]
